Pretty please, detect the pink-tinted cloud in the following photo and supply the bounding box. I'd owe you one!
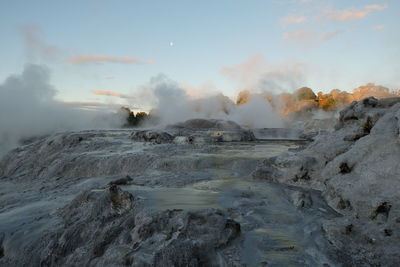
[322,4,387,22]
[91,90,130,98]
[220,55,306,93]
[283,30,314,41]
[281,15,307,25]
[365,4,388,11]
[323,8,370,22]
[320,29,346,41]
[67,55,152,64]
[20,25,61,61]
[63,101,126,111]
[64,101,119,107]
[221,55,268,88]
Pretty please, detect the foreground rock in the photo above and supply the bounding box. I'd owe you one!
[0,121,344,266]
[254,97,400,266]
[0,186,241,266]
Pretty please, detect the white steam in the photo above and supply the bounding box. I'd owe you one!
[0,64,124,155]
[230,97,283,128]
[137,74,283,128]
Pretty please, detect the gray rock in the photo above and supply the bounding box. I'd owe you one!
[2,108,398,266]
[108,175,133,186]
[1,186,240,266]
[252,165,282,181]
[289,191,313,208]
[169,119,242,131]
[130,130,173,144]
[130,119,257,144]
[261,97,400,265]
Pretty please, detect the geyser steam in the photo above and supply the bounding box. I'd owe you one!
[0,64,124,155]
[137,74,284,128]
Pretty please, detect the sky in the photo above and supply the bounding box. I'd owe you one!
[1,0,399,110]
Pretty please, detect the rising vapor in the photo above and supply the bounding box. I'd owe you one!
[134,74,283,128]
[0,64,124,156]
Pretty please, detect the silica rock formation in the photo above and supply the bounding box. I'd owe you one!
[1,100,399,266]
[254,97,400,266]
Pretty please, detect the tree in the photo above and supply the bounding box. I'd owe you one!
[294,87,317,101]
[121,107,151,127]
[135,112,148,122]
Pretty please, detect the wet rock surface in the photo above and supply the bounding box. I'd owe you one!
[129,119,257,144]
[254,97,400,266]
[0,184,242,266]
[50,188,240,266]
[170,119,243,130]
[130,130,174,144]
[1,112,397,266]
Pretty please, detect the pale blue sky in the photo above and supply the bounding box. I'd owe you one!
[1,0,399,108]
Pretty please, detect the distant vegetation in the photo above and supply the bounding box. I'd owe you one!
[121,107,158,127]
[294,87,317,101]
[121,107,148,127]
[120,83,400,128]
[238,83,400,117]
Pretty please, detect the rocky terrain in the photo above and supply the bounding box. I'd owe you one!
[0,98,399,266]
[254,97,400,266]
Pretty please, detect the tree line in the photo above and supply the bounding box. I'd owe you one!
[121,107,159,127]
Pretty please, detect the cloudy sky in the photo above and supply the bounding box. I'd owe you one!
[1,0,399,110]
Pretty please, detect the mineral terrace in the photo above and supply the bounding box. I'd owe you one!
[0,97,399,266]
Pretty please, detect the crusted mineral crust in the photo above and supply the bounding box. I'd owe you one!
[1,106,399,266]
[253,97,400,266]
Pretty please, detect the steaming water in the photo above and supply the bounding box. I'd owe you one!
[121,141,338,266]
[0,135,338,266]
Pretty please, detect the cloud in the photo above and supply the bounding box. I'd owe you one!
[63,101,126,111]
[20,25,61,61]
[221,55,306,93]
[365,4,388,11]
[283,30,314,41]
[221,55,268,88]
[320,29,346,41]
[67,55,153,65]
[64,101,115,107]
[372,25,385,31]
[91,90,130,98]
[322,4,387,22]
[19,25,153,66]
[281,15,307,25]
[323,8,370,22]
[178,82,219,99]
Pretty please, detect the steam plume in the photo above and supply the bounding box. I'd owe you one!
[135,74,283,128]
[134,73,399,130]
[0,64,124,156]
